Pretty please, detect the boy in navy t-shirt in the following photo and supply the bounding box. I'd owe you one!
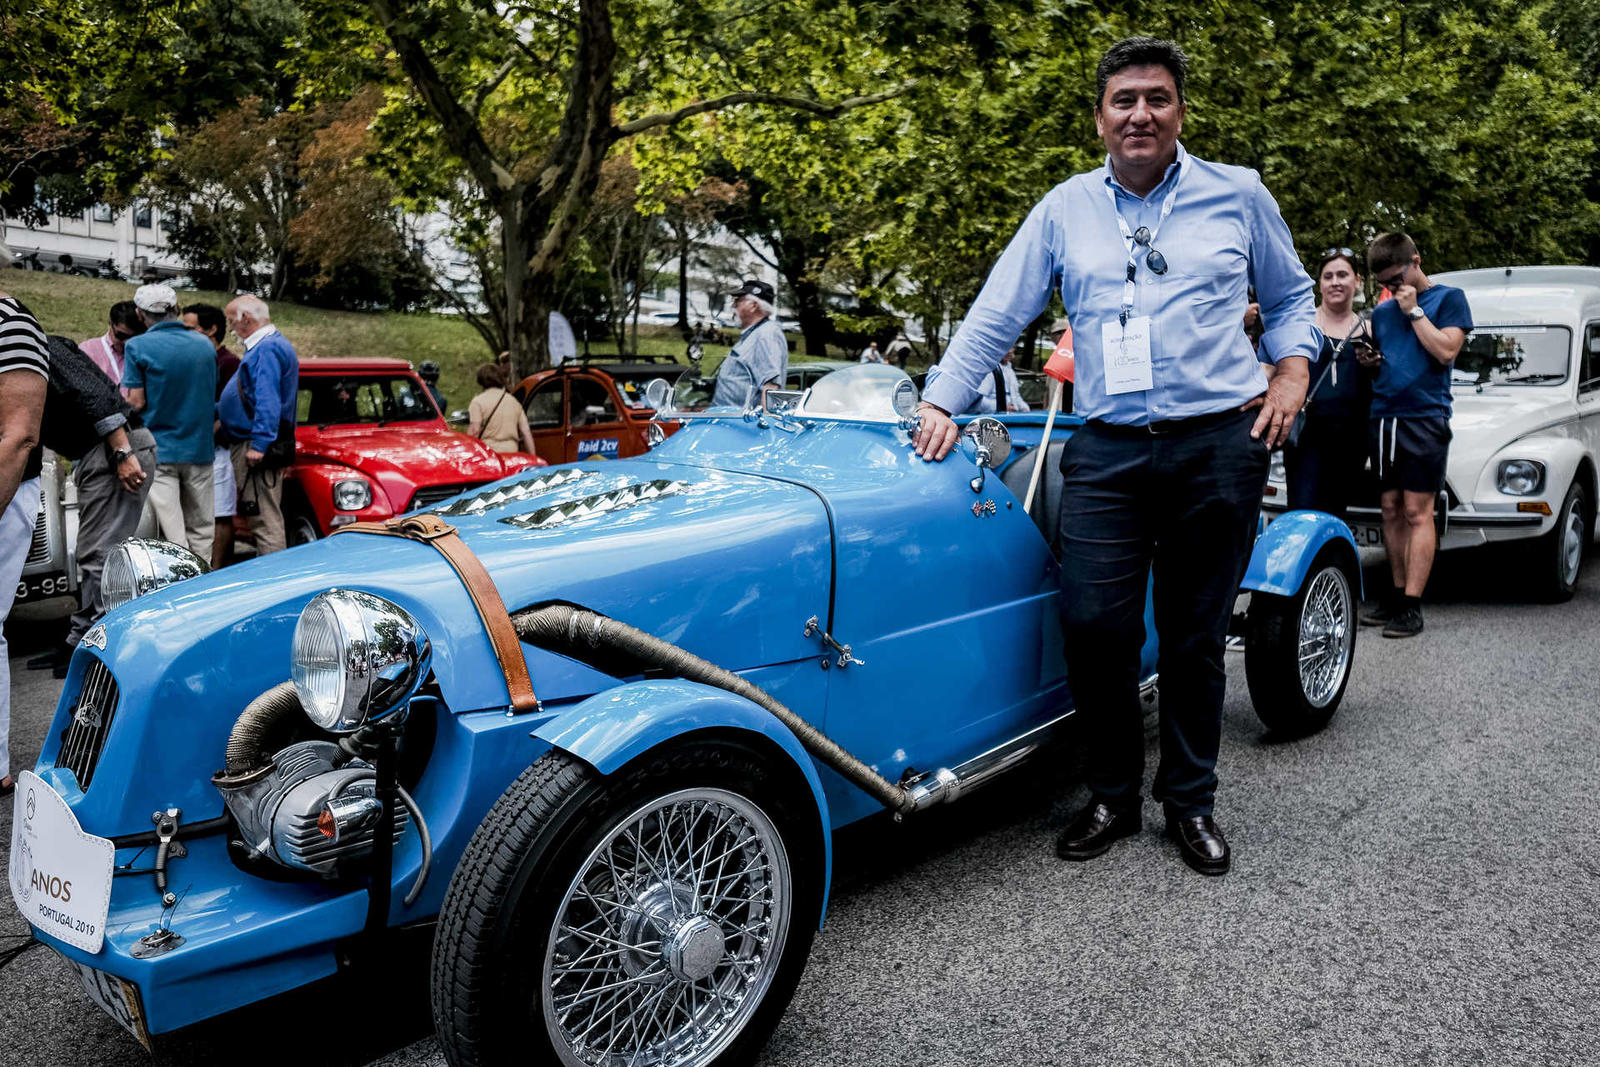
[1361,233,1473,638]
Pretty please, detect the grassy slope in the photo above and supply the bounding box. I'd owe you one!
[0,271,849,409]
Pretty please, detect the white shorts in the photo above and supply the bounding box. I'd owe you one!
[212,445,237,518]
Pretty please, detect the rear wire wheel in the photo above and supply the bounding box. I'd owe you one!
[1244,551,1357,736]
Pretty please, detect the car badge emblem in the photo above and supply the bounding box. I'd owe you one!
[971,499,997,518]
[81,624,107,650]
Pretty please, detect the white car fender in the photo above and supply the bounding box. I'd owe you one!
[1468,433,1594,534]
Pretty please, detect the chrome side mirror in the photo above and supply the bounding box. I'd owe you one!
[891,378,920,427]
[643,377,674,414]
[762,389,804,415]
[963,417,1012,493]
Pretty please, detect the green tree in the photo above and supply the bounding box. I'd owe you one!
[298,0,918,377]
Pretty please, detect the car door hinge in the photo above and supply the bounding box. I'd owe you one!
[803,616,865,669]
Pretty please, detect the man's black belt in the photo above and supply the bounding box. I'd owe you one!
[1085,407,1244,438]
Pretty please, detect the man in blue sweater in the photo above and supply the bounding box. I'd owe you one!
[218,295,299,555]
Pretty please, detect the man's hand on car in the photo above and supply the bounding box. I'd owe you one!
[1242,356,1309,449]
[911,402,959,461]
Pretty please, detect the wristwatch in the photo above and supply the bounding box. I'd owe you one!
[111,447,135,465]
[1406,306,1427,322]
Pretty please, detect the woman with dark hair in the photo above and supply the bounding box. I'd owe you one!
[467,362,536,455]
[1283,249,1375,516]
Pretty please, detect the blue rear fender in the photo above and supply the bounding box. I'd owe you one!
[532,678,834,922]
[1243,509,1363,599]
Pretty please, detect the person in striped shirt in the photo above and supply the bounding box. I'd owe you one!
[0,240,50,796]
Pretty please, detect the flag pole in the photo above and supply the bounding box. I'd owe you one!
[1024,377,1062,516]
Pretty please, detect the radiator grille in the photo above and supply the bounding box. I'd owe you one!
[25,509,50,567]
[59,658,119,790]
[408,481,484,512]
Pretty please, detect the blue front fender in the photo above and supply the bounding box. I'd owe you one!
[1243,509,1363,599]
[533,679,834,922]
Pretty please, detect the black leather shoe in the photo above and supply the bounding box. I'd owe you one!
[1055,802,1140,861]
[1166,815,1230,876]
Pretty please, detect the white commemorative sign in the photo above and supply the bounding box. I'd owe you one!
[8,771,115,954]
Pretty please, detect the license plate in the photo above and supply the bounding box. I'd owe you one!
[14,571,72,604]
[1347,520,1384,547]
[61,957,152,1050]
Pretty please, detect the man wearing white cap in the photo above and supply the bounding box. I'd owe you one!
[124,283,217,559]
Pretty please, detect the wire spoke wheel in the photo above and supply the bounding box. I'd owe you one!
[1296,567,1353,709]
[543,788,792,1067]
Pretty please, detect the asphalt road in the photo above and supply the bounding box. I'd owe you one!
[3,550,1597,1066]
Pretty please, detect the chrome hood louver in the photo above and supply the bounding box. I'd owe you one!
[500,480,691,530]
[432,468,594,517]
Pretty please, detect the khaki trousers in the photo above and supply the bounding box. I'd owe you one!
[139,460,214,562]
[229,442,287,555]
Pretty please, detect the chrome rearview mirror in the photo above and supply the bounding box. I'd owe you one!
[891,378,920,422]
[643,377,674,414]
[963,417,1012,493]
[762,389,805,415]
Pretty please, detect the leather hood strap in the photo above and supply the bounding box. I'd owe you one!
[335,513,539,713]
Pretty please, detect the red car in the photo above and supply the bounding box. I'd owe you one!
[512,363,678,462]
[283,357,543,544]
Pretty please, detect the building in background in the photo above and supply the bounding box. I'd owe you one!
[3,199,186,281]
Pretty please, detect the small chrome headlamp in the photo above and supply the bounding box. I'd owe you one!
[1497,459,1545,496]
[291,589,431,733]
[332,478,373,511]
[102,538,210,611]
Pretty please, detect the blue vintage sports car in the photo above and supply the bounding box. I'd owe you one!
[9,364,1359,1064]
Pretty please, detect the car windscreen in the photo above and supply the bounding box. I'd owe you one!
[1453,325,1572,387]
[298,375,438,425]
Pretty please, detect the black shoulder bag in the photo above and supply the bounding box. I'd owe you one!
[1285,329,1357,450]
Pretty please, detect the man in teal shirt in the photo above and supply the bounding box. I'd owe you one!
[124,283,217,560]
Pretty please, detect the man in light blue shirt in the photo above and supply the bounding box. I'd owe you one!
[712,279,789,409]
[124,283,217,560]
[914,37,1317,876]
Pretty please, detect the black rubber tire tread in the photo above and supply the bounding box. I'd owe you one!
[431,750,593,1067]
[1532,480,1586,603]
[1244,549,1356,736]
[430,739,821,1067]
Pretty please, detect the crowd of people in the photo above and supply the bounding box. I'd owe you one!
[0,256,304,796]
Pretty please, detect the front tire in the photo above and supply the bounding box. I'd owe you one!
[1244,552,1357,736]
[1532,480,1587,603]
[432,740,822,1067]
[286,508,320,547]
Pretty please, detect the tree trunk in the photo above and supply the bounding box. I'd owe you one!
[503,222,550,381]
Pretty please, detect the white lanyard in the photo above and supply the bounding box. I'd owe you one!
[1103,163,1184,323]
[103,334,123,381]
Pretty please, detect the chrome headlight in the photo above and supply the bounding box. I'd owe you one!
[332,478,373,511]
[102,538,210,611]
[1497,459,1545,496]
[291,590,431,733]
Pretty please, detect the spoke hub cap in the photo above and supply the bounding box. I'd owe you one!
[663,915,725,982]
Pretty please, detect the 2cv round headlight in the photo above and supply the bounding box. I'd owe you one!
[102,538,211,611]
[291,589,432,733]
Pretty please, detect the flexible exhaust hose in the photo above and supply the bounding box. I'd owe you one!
[511,604,917,815]
[222,681,303,776]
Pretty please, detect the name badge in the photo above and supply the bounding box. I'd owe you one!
[1101,316,1153,395]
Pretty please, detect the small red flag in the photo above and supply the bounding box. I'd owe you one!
[1043,325,1074,383]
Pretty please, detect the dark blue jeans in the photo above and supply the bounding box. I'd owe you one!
[1056,409,1270,819]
